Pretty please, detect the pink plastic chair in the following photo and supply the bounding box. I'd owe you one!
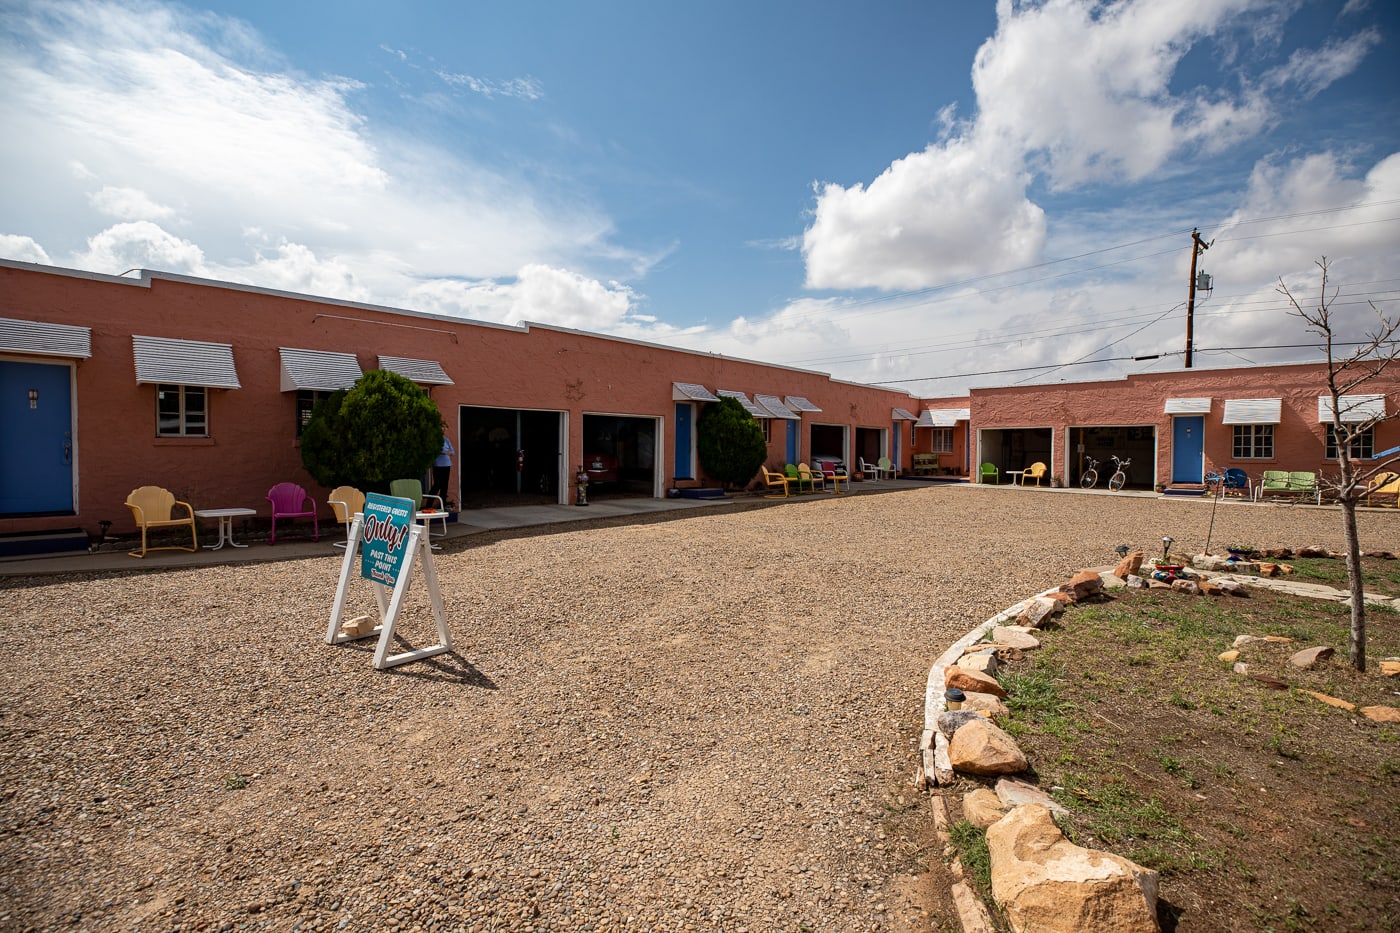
[266,482,319,544]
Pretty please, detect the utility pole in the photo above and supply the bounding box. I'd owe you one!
[1185,228,1211,368]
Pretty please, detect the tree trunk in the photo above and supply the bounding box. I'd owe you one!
[1340,498,1366,671]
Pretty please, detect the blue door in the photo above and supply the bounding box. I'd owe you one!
[674,403,693,479]
[786,420,799,464]
[0,361,75,514]
[1171,416,1204,484]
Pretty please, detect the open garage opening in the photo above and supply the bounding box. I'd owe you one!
[1069,425,1157,489]
[460,406,564,507]
[978,428,1054,484]
[809,423,849,474]
[582,414,659,500]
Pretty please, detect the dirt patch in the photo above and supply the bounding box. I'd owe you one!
[954,584,1400,931]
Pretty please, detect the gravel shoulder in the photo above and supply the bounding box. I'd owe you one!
[2,487,1392,932]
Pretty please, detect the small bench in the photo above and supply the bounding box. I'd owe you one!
[912,453,938,476]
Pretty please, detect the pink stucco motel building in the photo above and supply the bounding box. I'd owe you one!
[1,259,1394,542]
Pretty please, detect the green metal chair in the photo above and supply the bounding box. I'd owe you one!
[979,462,999,484]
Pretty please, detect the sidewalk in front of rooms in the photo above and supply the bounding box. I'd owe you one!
[4,476,1383,579]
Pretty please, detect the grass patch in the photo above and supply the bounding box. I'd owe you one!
[967,584,1400,931]
[948,819,992,896]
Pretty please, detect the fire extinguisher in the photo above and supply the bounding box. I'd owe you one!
[575,465,589,506]
[517,449,525,472]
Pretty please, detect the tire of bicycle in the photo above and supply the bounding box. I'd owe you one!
[1108,471,1126,492]
[1080,470,1097,489]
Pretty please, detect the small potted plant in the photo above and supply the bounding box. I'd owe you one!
[1051,475,1063,488]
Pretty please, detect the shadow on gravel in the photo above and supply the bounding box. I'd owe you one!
[339,641,497,688]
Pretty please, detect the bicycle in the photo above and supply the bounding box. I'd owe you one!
[1079,455,1102,489]
[1108,455,1132,492]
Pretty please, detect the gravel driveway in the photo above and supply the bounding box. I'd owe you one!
[2,485,1393,932]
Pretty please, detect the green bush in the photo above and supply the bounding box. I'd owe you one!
[300,370,442,492]
[697,396,769,489]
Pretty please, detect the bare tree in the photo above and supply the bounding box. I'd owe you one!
[1279,257,1400,671]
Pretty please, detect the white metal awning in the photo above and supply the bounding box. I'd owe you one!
[0,317,92,358]
[717,389,769,418]
[133,335,240,389]
[672,382,720,402]
[1222,398,1281,425]
[784,395,821,413]
[1164,397,1212,415]
[918,408,969,428]
[1318,394,1387,423]
[279,347,362,392]
[892,407,917,421]
[755,394,800,420]
[378,355,453,385]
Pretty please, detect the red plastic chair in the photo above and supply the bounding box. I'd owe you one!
[267,482,319,544]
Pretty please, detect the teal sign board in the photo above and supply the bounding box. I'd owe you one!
[361,492,414,585]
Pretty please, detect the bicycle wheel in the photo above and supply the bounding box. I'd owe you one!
[1108,470,1126,492]
[1080,470,1097,489]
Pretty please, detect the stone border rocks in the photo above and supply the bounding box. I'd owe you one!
[918,565,1165,932]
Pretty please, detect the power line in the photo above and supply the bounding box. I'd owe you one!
[871,340,1398,387]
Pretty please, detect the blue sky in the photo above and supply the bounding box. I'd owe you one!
[2,0,1397,396]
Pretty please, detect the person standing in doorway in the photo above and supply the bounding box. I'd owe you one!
[431,430,455,508]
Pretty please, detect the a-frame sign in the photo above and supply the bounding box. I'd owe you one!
[325,492,452,670]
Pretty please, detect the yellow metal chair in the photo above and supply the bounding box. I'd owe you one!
[798,462,824,492]
[1023,462,1049,486]
[327,485,366,548]
[125,485,198,558]
[759,466,791,498]
[1364,471,1400,507]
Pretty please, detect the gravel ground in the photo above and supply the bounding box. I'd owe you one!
[2,486,1393,933]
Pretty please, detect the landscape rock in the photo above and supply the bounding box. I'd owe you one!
[1061,570,1104,602]
[995,777,1068,816]
[1171,580,1201,595]
[1233,661,1249,674]
[1198,581,1224,596]
[1258,562,1280,577]
[1251,673,1290,690]
[1296,546,1332,558]
[1125,574,1148,588]
[948,718,1028,776]
[1361,706,1400,723]
[1379,659,1400,678]
[1114,550,1144,579]
[958,651,999,676]
[1016,596,1061,629]
[1215,579,1248,596]
[1218,649,1240,662]
[992,625,1041,650]
[946,666,1008,699]
[1301,690,1355,711]
[937,710,986,737]
[1261,547,1295,558]
[1192,554,1240,572]
[1289,646,1334,669]
[962,691,1010,719]
[962,787,1007,829]
[1362,550,1396,559]
[986,804,1160,933]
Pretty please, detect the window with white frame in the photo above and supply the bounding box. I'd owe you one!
[1231,424,1273,459]
[296,389,335,437]
[1327,425,1374,460]
[156,384,207,437]
[760,418,772,443]
[931,428,954,453]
